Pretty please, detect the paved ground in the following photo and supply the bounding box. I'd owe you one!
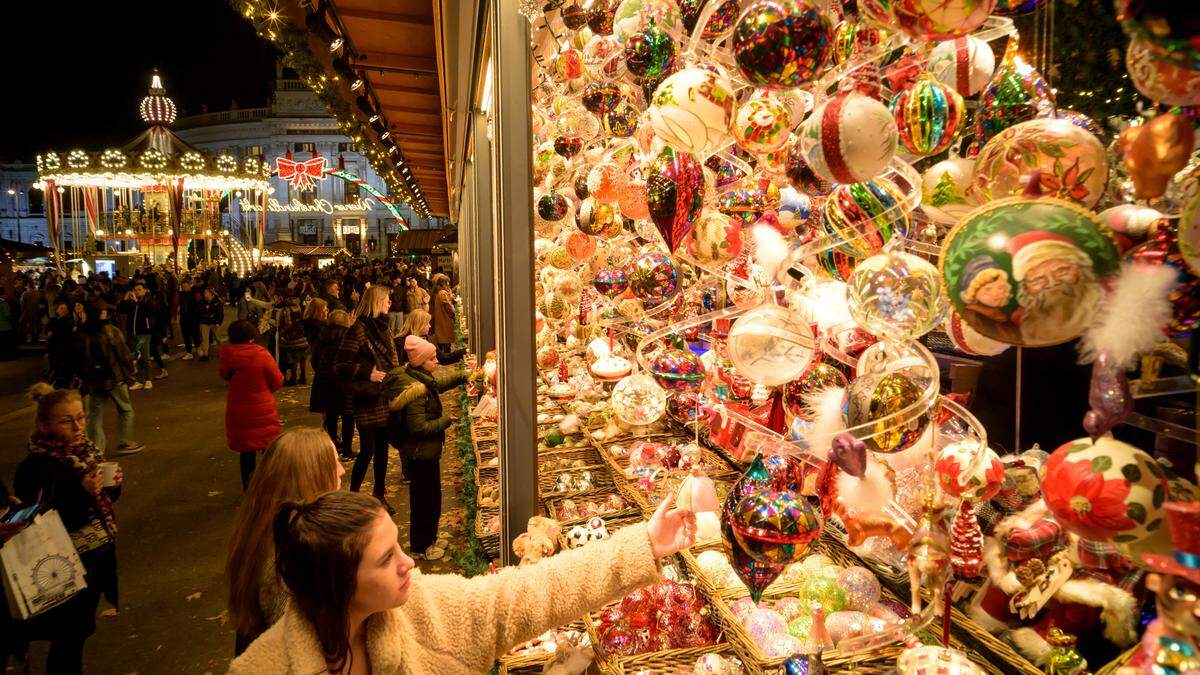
[0,338,468,674]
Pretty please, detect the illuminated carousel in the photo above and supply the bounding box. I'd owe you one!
[35,72,270,275]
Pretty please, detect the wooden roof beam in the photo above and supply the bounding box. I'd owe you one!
[355,51,437,75]
[337,7,435,26]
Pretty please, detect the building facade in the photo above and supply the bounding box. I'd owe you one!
[173,68,449,257]
[0,162,52,246]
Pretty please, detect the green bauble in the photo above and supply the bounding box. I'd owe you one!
[788,614,814,641]
[800,575,847,613]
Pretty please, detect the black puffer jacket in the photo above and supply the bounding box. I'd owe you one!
[77,322,136,393]
[386,365,467,461]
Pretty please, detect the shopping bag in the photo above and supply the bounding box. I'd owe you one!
[1,510,88,619]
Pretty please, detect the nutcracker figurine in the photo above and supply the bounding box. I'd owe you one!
[1122,502,1200,675]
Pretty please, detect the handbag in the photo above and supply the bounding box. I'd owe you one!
[1,509,89,620]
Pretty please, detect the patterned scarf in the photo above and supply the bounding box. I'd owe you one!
[28,431,117,538]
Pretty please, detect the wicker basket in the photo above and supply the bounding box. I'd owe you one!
[557,513,647,552]
[475,507,502,559]
[544,487,638,526]
[539,467,616,499]
[497,619,591,675]
[583,587,728,675]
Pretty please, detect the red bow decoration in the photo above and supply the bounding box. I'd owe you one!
[275,155,328,191]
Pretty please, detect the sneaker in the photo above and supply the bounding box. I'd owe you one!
[154,369,169,380]
[181,353,194,361]
[129,382,144,390]
[143,381,153,390]
[113,442,145,456]
[435,537,449,549]
[416,546,446,561]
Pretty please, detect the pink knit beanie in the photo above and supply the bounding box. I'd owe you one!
[406,337,438,368]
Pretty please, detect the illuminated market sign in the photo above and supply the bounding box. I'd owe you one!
[238,196,376,214]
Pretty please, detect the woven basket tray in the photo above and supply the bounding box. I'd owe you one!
[543,487,638,526]
[498,619,591,674]
[556,513,647,552]
[475,507,502,559]
[583,584,728,675]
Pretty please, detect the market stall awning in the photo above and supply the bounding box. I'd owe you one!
[246,0,450,218]
[264,240,350,257]
[0,238,54,259]
[388,228,454,253]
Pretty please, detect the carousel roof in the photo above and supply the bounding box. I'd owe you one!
[36,73,270,191]
[264,240,350,257]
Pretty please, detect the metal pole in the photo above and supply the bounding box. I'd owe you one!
[491,0,537,567]
[472,114,497,355]
[1014,346,1023,453]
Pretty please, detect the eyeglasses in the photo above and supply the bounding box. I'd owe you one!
[54,414,87,426]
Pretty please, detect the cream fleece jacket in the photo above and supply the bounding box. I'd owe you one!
[228,524,662,674]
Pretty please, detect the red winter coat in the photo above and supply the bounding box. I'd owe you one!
[219,343,284,453]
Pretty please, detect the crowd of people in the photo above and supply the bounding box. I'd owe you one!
[0,255,488,673]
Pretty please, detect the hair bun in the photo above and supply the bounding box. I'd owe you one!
[27,382,56,404]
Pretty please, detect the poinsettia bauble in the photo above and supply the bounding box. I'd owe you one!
[732,0,833,90]
[1042,436,1168,544]
[970,118,1109,208]
[686,210,744,266]
[1126,38,1200,106]
[935,441,1004,500]
[797,91,899,185]
[927,36,996,97]
[890,0,996,42]
[649,67,737,156]
[890,74,965,157]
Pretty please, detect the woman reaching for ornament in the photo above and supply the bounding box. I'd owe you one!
[229,490,696,674]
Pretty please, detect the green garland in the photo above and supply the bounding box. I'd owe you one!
[453,317,490,577]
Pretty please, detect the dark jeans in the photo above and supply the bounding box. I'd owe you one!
[350,426,389,495]
[239,452,257,490]
[408,457,442,553]
[181,319,200,353]
[323,411,355,456]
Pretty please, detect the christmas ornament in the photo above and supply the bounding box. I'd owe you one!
[647,146,706,252]
[935,441,1004,500]
[707,152,750,191]
[798,91,899,185]
[582,34,627,81]
[800,575,847,613]
[949,501,984,579]
[581,81,623,114]
[729,489,822,564]
[628,248,681,306]
[785,142,833,195]
[536,345,561,370]
[617,174,651,220]
[846,250,948,340]
[897,646,985,675]
[971,118,1110,208]
[1127,38,1200,106]
[650,347,706,391]
[586,0,618,34]
[838,566,882,611]
[726,303,816,386]
[556,47,586,81]
[613,0,683,40]
[822,177,911,258]
[611,373,669,425]
[732,0,833,89]
[1127,227,1200,338]
[588,162,629,204]
[1120,113,1196,200]
[973,41,1054,148]
[561,0,589,28]
[722,516,785,602]
[928,36,996,96]
[1115,0,1200,70]
[890,73,965,157]
[538,191,570,221]
[777,187,814,229]
[1056,109,1107,141]
[555,107,602,141]
[733,94,793,155]
[1042,436,1169,544]
[719,176,781,226]
[593,267,630,297]
[939,197,1121,347]
[624,20,676,81]
[576,197,625,237]
[591,355,633,381]
[844,370,933,454]
[920,156,978,226]
[679,0,739,39]
[648,67,737,156]
[1097,204,1163,253]
[941,310,1010,356]
[833,19,888,65]
[816,243,860,281]
[1183,190,1200,276]
[604,102,641,137]
[783,357,848,419]
[890,0,996,41]
[686,210,744,266]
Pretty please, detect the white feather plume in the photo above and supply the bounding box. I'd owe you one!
[751,223,790,281]
[1079,262,1178,368]
[803,385,848,460]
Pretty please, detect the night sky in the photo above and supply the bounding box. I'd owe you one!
[0,1,276,162]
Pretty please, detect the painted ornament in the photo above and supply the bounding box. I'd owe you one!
[732,0,833,89]
[582,34,627,81]
[778,187,814,229]
[719,176,781,227]
[649,67,737,157]
[593,267,630,298]
[538,191,570,221]
[686,210,744,266]
[604,102,641,138]
[890,74,965,157]
[927,36,996,97]
[970,118,1110,208]
[935,441,1004,500]
[679,0,739,40]
[783,356,849,419]
[1127,38,1200,106]
[581,81,623,114]
[973,41,1055,148]
[846,250,948,340]
[650,347,707,391]
[646,146,706,252]
[890,0,997,42]
[629,248,681,307]
[588,162,630,204]
[734,94,793,155]
[920,156,978,226]
[618,174,651,221]
[939,197,1121,347]
[822,177,911,258]
[564,231,597,261]
[1042,436,1169,544]
[797,91,899,185]
[1115,0,1200,70]
[729,490,823,565]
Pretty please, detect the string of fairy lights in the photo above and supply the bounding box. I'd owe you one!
[233,0,433,219]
